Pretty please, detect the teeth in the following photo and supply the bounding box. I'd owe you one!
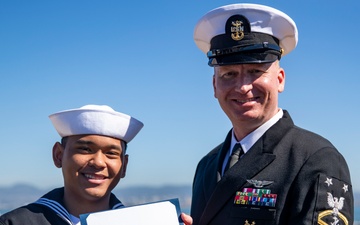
[236,98,256,103]
[84,174,104,180]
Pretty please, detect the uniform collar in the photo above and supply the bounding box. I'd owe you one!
[231,109,284,154]
[33,187,124,224]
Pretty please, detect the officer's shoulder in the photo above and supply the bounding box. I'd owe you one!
[291,125,335,149]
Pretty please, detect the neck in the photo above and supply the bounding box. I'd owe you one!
[63,189,111,217]
[232,125,254,141]
[232,108,281,141]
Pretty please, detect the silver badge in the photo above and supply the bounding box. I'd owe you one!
[327,192,344,217]
[246,179,273,188]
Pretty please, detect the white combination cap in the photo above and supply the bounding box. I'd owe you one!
[194,3,298,66]
[49,105,144,143]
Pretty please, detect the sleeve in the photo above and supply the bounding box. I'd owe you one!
[288,146,354,225]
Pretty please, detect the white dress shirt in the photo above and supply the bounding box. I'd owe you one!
[221,109,284,175]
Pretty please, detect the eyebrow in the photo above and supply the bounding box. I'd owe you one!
[75,140,122,151]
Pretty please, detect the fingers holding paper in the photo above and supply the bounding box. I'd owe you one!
[181,213,193,225]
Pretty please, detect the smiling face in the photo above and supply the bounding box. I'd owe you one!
[213,61,285,139]
[52,134,127,210]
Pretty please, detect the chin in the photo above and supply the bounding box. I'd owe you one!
[84,188,109,199]
[233,110,259,119]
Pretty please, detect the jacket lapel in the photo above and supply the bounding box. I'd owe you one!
[199,138,276,225]
[202,130,232,199]
[198,111,294,225]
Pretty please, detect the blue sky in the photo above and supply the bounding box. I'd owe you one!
[1,0,359,192]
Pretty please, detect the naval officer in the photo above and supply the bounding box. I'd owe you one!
[190,3,354,225]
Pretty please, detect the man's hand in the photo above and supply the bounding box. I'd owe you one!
[181,213,193,225]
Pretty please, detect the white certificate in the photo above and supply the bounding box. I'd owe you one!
[80,198,182,225]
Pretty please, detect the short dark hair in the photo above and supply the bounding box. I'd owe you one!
[61,137,68,147]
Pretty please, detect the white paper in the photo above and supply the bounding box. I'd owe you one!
[81,200,180,225]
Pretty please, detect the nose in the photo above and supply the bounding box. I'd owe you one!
[89,151,106,169]
[234,75,252,94]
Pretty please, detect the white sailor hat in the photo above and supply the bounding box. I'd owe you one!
[194,3,298,66]
[49,105,144,143]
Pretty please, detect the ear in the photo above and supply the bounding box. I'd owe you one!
[277,67,285,93]
[120,154,129,178]
[52,142,64,168]
[212,74,217,98]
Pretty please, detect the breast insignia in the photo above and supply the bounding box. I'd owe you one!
[246,179,273,188]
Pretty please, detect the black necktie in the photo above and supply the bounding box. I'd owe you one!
[225,143,244,172]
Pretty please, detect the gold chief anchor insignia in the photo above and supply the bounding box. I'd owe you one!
[244,220,255,225]
[231,20,244,41]
[317,192,348,225]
